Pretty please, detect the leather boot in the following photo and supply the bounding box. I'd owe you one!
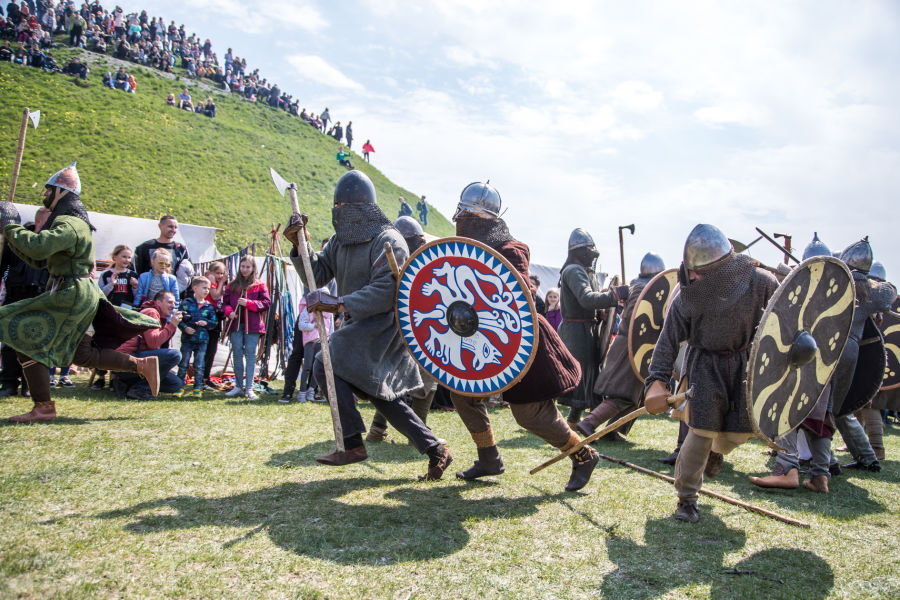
[420,444,453,481]
[674,500,700,523]
[9,401,56,423]
[574,401,621,437]
[365,424,388,443]
[704,451,724,478]
[315,445,368,466]
[456,445,505,480]
[565,445,600,492]
[803,475,829,493]
[659,450,679,465]
[748,463,799,489]
[134,356,160,396]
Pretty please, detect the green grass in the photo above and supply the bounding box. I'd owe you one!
[0,50,454,254]
[1,384,898,599]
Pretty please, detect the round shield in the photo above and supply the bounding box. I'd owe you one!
[396,237,539,397]
[597,275,620,366]
[746,256,855,445]
[836,317,886,416]
[627,268,680,382]
[879,296,900,391]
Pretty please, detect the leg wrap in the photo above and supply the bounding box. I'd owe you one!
[674,430,713,503]
[16,352,51,403]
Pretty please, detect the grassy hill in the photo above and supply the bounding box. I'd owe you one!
[0,48,453,254]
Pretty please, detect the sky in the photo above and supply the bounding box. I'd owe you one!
[120,0,900,279]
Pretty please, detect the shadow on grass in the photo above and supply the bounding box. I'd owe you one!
[601,514,833,600]
[0,416,134,427]
[88,477,565,565]
[268,439,424,468]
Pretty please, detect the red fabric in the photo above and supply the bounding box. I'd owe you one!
[494,240,581,404]
[115,304,177,353]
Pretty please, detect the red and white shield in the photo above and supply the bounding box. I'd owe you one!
[396,237,539,397]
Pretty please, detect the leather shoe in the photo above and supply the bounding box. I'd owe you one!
[316,446,368,466]
[421,445,453,481]
[842,460,881,472]
[674,501,699,523]
[456,446,504,480]
[9,401,56,423]
[565,446,599,492]
[134,356,160,396]
[659,451,679,465]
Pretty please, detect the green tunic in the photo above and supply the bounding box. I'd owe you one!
[0,216,158,366]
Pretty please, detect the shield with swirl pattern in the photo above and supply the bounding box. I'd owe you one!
[627,268,680,382]
[746,256,855,445]
[879,296,900,391]
[396,237,539,397]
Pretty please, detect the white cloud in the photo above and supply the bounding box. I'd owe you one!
[172,0,328,34]
[693,104,767,128]
[609,81,663,113]
[286,55,362,90]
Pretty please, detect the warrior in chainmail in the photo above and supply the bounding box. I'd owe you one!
[644,224,778,523]
[290,170,452,480]
[575,252,665,440]
[450,182,599,493]
[556,228,622,425]
[2,162,162,423]
[366,216,438,444]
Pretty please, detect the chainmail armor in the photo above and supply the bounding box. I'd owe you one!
[679,253,756,317]
[455,214,514,249]
[0,201,21,227]
[44,193,96,232]
[332,203,393,245]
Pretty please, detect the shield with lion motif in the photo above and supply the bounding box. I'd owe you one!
[396,237,539,397]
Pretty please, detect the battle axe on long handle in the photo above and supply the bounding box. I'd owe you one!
[530,386,694,475]
[8,108,40,204]
[270,168,344,452]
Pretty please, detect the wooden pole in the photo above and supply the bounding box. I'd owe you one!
[287,185,344,452]
[618,227,625,282]
[8,108,30,203]
[596,453,811,528]
[530,386,694,475]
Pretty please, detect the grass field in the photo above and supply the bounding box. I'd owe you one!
[1,384,897,599]
[0,51,454,254]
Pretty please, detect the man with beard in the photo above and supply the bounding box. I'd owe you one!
[366,215,438,443]
[1,162,161,422]
[289,171,452,480]
[575,252,665,440]
[556,228,624,427]
[643,224,778,522]
[451,182,599,492]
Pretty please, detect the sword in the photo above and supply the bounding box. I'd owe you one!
[269,167,345,452]
[530,386,695,475]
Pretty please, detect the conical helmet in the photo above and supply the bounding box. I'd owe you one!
[453,181,501,220]
[567,228,595,251]
[639,252,666,277]
[333,170,376,205]
[801,232,831,260]
[839,236,873,273]
[868,261,886,282]
[45,161,81,194]
[683,224,732,270]
[394,215,424,238]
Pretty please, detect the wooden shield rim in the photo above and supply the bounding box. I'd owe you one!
[597,274,620,367]
[879,296,900,391]
[745,256,855,445]
[394,236,540,397]
[626,268,680,383]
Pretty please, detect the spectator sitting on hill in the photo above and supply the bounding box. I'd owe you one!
[166,92,176,106]
[335,146,353,169]
[13,42,26,63]
[178,88,193,111]
[112,66,131,92]
[62,55,87,79]
[42,51,60,73]
[203,97,216,118]
[0,41,12,62]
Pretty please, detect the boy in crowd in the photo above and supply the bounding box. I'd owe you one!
[176,276,217,398]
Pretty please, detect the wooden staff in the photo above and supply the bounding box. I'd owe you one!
[384,241,400,279]
[8,108,30,203]
[286,184,344,452]
[596,452,811,528]
[530,386,694,475]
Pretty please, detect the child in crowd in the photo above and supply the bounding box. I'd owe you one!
[545,288,562,331]
[98,245,139,309]
[202,261,227,389]
[223,256,270,400]
[135,248,179,306]
[175,276,218,398]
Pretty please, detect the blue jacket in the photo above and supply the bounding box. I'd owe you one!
[178,297,218,343]
[135,271,179,306]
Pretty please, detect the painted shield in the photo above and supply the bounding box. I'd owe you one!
[835,317,886,416]
[597,275,620,366]
[879,296,900,391]
[627,268,680,382]
[396,237,539,397]
[746,256,855,445]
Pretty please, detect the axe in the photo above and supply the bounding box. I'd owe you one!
[269,167,345,452]
[8,108,40,203]
[530,386,694,475]
[618,224,634,281]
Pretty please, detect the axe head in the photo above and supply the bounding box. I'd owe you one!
[621,224,635,235]
[28,110,40,129]
[269,167,292,197]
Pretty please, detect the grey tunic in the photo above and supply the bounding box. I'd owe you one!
[594,277,649,406]
[557,263,617,411]
[293,228,422,401]
[646,255,778,433]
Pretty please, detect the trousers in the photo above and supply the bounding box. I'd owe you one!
[450,392,574,449]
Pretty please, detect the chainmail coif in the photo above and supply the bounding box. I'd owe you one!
[455,214,514,249]
[679,253,758,316]
[332,203,393,245]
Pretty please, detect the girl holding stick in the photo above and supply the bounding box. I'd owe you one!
[223,256,270,400]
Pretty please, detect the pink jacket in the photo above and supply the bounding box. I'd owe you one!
[222,280,271,334]
[297,289,334,345]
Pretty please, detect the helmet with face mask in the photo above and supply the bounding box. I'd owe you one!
[567,228,595,251]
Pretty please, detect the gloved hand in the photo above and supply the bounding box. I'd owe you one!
[645,380,671,414]
[284,213,309,247]
[306,290,342,313]
[612,285,630,303]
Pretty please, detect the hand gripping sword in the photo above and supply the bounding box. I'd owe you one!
[270,168,344,452]
[530,386,694,475]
